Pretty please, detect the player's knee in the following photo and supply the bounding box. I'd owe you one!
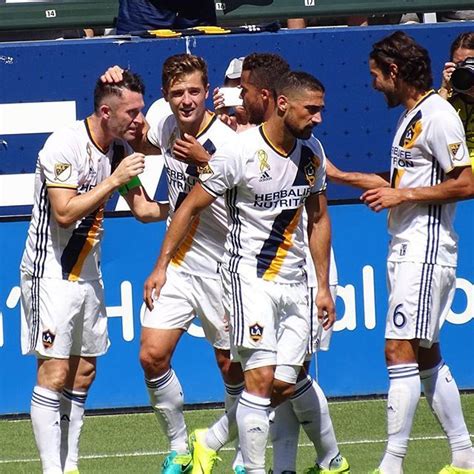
[38,363,69,392]
[139,344,170,377]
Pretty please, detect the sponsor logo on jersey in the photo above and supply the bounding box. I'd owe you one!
[448,142,464,161]
[259,170,272,182]
[42,329,56,349]
[54,163,72,182]
[249,323,264,342]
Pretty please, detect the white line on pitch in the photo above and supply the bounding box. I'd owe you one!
[2,434,470,464]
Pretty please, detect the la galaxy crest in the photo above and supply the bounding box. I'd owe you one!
[42,329,56,349]
[249,323,264,342]
[304,155,321,186]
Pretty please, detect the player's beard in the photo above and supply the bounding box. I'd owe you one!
[286,121,313,140]
[384,90,401,108]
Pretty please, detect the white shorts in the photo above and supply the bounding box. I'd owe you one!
[20,273,109,359]
[306,284,337,356]
[142,266,230,350]
[385,261,456,348]
[221,267,309,373]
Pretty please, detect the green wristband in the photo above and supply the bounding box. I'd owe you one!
[118,176,142,196]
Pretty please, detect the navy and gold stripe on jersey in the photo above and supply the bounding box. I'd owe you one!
[256,207,303,280]
[60,206,104,281]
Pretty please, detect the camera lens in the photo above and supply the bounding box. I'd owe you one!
[451,66,474,93]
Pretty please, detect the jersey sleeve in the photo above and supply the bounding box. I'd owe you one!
[40,131,80,189]
[310,137,328,194]
[199,137,243,197]
[427,110,470,173]
[146,98,172,149]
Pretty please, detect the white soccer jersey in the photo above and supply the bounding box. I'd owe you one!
[388,91,470,267]
[21,119,133,281]
[200,124,327,283]
[147,102,237,278]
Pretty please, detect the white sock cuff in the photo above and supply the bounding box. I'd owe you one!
[225,382,245,397]
[62,388,88,406]
[420,360,446,380]
[145,369,175,390]
[240,391,271,410]
[32,386,61,410]
[388,363,419,380]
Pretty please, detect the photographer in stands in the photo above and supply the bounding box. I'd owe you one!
[438,32,474,171]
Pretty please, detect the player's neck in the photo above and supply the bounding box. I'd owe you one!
[262,120,296,156]
[403,87,431,111]
[87,114,113,152]
[179,110,213,137]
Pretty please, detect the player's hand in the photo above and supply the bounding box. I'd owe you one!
[143,267,167,311]
[217,113,239,132]
[315,287,335,330]
[101,65,124,84]
[361,187,405,212]
[112,152,145,186]
[172,133,210,166]
[441,61,457,91]
[213,87,225,111]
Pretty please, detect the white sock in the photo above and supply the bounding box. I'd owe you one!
[270,400,299,473]
[145,369,188,453]
[60,388,87,472]
[205,399,238,451]
[379,364,420,474]
[31,386,62,474]
[290,375,339,468]
[421,361,474,469]
[236,391,271,473]
[225,382,245,468]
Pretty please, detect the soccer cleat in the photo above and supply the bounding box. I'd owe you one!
[234,466,246,474]
[189,429,221,473]
[304,454,350,473]
[439,466,474,474]
[161,450,193,473]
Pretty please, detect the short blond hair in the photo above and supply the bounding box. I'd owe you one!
[162,54,208,93]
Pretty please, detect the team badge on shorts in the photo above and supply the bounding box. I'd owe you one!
[249,323,264,342]
[42,330,56,349]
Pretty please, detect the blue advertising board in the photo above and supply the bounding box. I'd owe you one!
[1,23,473,414]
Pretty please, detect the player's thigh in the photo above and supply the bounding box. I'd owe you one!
[385,262,456,347]
[221,267,277,353]
[72,279,109,358]
[192,275,230,350]
[141,267,195,331]
[21,273,83,359]
[140,327,184,362]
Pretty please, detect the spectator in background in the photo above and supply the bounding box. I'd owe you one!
[439,31,474,172]
[116,0,216,34]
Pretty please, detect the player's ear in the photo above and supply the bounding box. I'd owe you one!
[277,95,288,114]
[389,62,399,80]
[99,103,111,120]
[204,83,210,100]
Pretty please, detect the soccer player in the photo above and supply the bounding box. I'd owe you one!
[102,55,245,473]
[20,70,168,474]
[213,52,348,474]
[328,31,474,474]
[144,70,335,473]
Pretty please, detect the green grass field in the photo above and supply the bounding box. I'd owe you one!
[1,394,472,473]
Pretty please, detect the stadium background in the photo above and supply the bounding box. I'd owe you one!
[0,22,473,415]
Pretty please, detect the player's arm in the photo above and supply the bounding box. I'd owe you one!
[326,157,390,189]
[362,165,474,212]
[123,185,169,223]
[48,152,145,227]
[305,192,335,329]
[143,182,216,310]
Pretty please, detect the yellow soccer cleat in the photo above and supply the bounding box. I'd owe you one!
[189,429,221,474]
[304,455,350,473]
[439,466,474,474]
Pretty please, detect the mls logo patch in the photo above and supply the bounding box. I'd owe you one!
[42,330,56,349]
[54,163,71,182]
[448,142,464,161]
[249,323,264,342]
[199,164,214,182]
